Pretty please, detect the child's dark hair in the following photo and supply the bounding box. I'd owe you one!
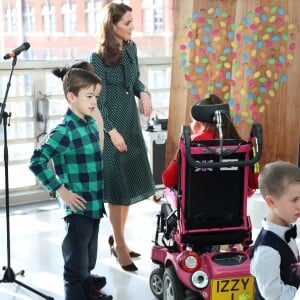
[62,68,102,97]
[259,161,300,199]
[197,94,241,139]
[52,61,95,81]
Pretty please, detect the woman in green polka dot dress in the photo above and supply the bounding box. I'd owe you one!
[90,3,155,272]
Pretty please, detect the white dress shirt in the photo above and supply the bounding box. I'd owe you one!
[294,288,300,300]
[250,219,299,300]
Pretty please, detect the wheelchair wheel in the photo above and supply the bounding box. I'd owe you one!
[163,266,185,300]
[149,267,164,299]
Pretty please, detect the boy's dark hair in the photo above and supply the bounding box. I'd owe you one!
[259,161,300,199]
[62,68,102,97]
[52,61,95,81]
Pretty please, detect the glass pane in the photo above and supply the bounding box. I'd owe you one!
[0,121,35,140]
[44,72,63,95]
[48,98,68,116]
[46,119,63,133]
[0,164,36,190]
[5,100,33,119]
[148,67,171,89]
[0,142,34,162]
[0,73,33,97]
[151,92,169,118]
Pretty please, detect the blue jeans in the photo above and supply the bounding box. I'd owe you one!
[62,214,100,300]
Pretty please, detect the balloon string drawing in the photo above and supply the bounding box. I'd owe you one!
[180,5,296,124]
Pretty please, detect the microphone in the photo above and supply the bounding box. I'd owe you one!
[3,42,31,60]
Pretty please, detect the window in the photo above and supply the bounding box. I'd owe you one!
[148,67,170,118]
[0,0,174,203]
[61,3,77,34]
[1,0,173,59]
[0,66,67,192]
[142,0,163,33]
[5,7,17,33]
[154,9,163,32]
[42,5,56,33]
[23,6,35,33]
[85,2,101,34]
[0,70,35,190]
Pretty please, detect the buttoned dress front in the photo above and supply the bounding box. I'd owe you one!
[90,41,155,205]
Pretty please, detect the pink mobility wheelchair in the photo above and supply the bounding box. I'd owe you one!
[149,103,262,300]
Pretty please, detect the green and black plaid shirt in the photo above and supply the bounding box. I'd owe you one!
[29,108,104,219]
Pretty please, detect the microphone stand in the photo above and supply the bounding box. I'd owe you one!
[0,56,54,299]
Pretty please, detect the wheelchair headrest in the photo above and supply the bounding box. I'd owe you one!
[191,103,230,122]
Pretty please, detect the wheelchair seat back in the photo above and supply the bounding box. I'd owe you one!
[178,139,252,246]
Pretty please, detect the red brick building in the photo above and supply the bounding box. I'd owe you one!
[0,0,174,60]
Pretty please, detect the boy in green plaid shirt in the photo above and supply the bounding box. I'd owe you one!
[29,66,112,300]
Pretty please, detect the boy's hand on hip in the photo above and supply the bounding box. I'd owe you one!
[57,185,86,212]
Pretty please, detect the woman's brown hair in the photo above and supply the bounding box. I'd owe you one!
[96,3,132,66]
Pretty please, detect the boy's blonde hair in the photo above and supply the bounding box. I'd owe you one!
[259,161,300,199]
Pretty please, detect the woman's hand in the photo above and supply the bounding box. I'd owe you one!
[57,185,86,213]
[109,128,128,152]
[139,91,152,117]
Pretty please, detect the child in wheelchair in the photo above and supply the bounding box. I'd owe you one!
[149,94,262,300]
[162,94,259,198]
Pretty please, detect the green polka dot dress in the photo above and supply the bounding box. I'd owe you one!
[90,41,155,205]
